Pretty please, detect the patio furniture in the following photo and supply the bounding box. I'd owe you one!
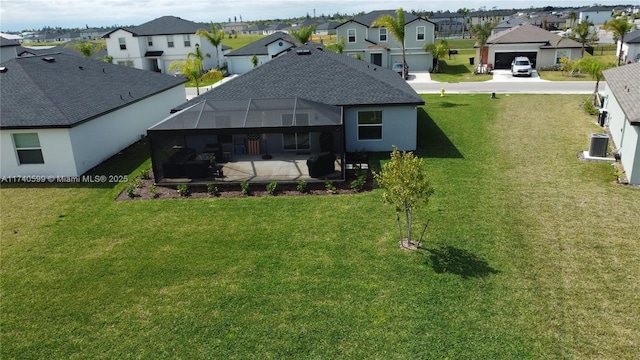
[307,152,336,178]
[162,147,196,178]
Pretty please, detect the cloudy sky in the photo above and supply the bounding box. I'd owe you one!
[0,0,631,32]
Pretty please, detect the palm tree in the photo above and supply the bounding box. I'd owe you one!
[469,20,496,68]
[168,57,204,95]
[424,40,450,72]
[568,11,577,28]
[335,36,345,54]
[65,41,104,57]
[187,44,211,72]
[196,24,225,69]
[290,24,317,44]
[373,8,407,79]
[457,8,471,39]
[576,56,614,105]
[603,17,634,66]
[566,20,598,57]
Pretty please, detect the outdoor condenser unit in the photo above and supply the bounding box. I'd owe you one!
[589,133,609,157]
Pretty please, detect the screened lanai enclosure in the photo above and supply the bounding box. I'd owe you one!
[147,97,345,184]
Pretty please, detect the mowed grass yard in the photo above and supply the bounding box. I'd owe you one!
[2,95,639,359]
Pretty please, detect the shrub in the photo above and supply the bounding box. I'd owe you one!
[139,167,151,180]
[131,177,143,188]
[350,175,367,192]
[240,181,250,195]
[583,99,598,115]
[207,183,220,196]
[176,184,189,197]
[125,184,136,198]
[324,178,336,194]
[297,179,309,193]
[266,181,278,195]
[148,184,158,198]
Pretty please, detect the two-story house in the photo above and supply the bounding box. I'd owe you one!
[102,16,219,74]
[578,6,613,25]
[335,10,436,72]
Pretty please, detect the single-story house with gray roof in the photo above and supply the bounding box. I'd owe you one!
[477,23,583,69]
[225,32,298,74]
[0,53,186,178]
[602,62,640,185]
[147,44,424,184]
[618,29,640,64]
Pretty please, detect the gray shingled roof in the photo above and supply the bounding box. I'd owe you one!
[174,44,423,112]
[0,53,186,129]
[17,42,108,59]
[103,16,206,38]
[625,29,640,44]
[226,32,297,57]
[339,10,422,28]
[1,36,20,47]
[486,23,582,48]
[603,62,640,125]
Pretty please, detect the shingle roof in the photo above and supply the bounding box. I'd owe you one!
[625,29,640,44]
[0,53,186,129]
[1,36,20,47]
[174,44,423,112]
[603,62,640,125]
[103,16,206,37]
[226,32,297,57]
[340,10,422,27]
[487,23,582,48]
[17,42,108,59]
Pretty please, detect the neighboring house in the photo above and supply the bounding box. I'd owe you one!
[602,62,640,185]
[314,21,341,36]
[222,22,249,35]
[225,32,297,74]
[1,36,19,62]
[263,23,290,35]
[479,23,583,69]
[429,12,465,35]
[102,16,220,74]
[578,6,613,24]
[0,53,186,178]
[243,24,268,35]
[147,44,424,183]
[335,10,436,72]
[617,29,640,63]
[469,10,515,26]
[80,28,104,40]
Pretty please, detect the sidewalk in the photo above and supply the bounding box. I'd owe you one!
[185,74,238,100]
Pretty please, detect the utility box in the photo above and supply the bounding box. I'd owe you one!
[589,133,609,157]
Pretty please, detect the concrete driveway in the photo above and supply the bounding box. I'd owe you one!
[489,69,547,82]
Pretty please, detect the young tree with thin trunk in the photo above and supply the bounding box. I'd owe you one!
[576,56,614,105]
[457,8,471,39]
[566,20,598,58]
[196,24,225,69]
[168,57,204,95]
[374,146,434,248]
[469,20,496,68]
[65,41,104,57]
[603,17,634,66]
[373,8,407,79]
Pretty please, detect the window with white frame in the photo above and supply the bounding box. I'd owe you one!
[379,28,387,42]
[147,36,153,46]
[348,29,356,43]
[416,26,425,41]
[118,37,126,50]
[183,35,191,47]
[13,133,44,164]
[555,49,571,64]
[357,110,383,140]
[167,35,174,48]
[282,113,310,150]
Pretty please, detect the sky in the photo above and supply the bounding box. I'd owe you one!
[0,0,634,32]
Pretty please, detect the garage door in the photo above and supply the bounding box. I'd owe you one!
[494,52,537,69]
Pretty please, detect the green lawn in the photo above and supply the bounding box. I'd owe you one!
[429,49,492,82]
[2,95,638,359]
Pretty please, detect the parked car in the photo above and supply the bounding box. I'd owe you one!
[392,62,409,79]
[511,57,532,77]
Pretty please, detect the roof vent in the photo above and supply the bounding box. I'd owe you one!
[42,56,55,63]
[78,66,84,70]
[102,68,106,73]
[0,67,7,73]
[296,49,311,55]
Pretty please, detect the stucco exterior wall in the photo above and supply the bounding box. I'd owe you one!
[1,128,76,177]
[344,106,417,152]
[604,85,640,185]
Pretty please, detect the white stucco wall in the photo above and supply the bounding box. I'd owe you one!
[1,46,18,62]
[1,128,76,177]
[604,85,640,185]
[344,106,417,152]
[1,86,186,178]
[227,55,269,74]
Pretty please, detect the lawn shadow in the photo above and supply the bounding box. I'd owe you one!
[439,61,471,75]
[417,108,464,159]
[425,245,499,278]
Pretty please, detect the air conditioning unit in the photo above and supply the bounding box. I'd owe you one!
[589,133,609,157]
